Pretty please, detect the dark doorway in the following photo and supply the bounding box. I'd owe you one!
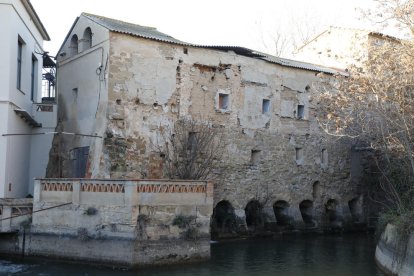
[299,200,314,225]
[212,200,236,231]
[72,146,89,178]
[245,200,263,227]
[273,200,291,226]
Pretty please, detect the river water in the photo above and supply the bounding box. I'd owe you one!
[0,233,384,275]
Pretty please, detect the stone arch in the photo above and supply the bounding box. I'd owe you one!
[325,199,339,223]
[245,200,263,227]
[69,34,79,56]
[299,200,314,225]
[312,181,320,199]
[348,196,363,223]
[81,27,92,51]
[212,200,236,231]
[273,200,291,226]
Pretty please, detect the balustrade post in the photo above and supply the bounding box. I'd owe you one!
[33,179,41,203]
[124,181,138,206]
[72,180,81,205]
[206,182,214,204]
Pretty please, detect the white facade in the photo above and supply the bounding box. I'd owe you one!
[0,0,55,197]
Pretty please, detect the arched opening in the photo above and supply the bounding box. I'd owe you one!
[299,200,314,225]
[325,199,338,223]
[273,200,291,226]
[348,197,363,223]
[245,200,263,227]
[69,34,79,56]
[312,181,320,199]
[212,200,236,231]
[81,27,92,51]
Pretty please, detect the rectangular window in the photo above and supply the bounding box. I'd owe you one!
[321,149,328,166]
[251,150,261,165]
[295,147,303,165]
[262,99,270,114]
[187,132,197,150]
[297,105,305,119]
[31,54,38,101]
[17,39,23,89]
[72,88,78,102]
[218,93,229,110]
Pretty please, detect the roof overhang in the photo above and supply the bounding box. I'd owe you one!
[20,0,50,41]
[14,109,42,128]
[43,54,55,68]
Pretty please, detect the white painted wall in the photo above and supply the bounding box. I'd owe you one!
[0,0,54,197]
[56,15,110,177]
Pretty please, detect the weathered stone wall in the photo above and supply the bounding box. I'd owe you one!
[88,33,366,234]
[51,24,368,237]
[22,179,213,266]
[0,198,32,233]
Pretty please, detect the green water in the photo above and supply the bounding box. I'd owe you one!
[0,234,385,275]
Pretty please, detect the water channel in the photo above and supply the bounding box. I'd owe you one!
[0,233,385,275]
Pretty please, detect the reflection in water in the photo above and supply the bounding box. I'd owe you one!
[0,234,384,276]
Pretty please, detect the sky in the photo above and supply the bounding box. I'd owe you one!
[30,0,380,58]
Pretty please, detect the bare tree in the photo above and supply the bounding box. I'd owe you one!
[316,1,414,214]
[153,117,225,180]
[254,5,327,57]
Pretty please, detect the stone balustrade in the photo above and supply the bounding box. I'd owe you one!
[29,179,213,266]
[34,178,213,206]
[0,198,33,233]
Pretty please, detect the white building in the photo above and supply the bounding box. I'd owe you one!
[0,0,56,198]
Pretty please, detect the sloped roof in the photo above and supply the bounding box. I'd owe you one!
[64,13,343,75]
[21,0,50,41]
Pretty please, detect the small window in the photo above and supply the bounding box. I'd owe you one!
[321,149,328,166]
[262,99,270,114]
[72,88,78,102]
[17,38,24,89]
[218,93,229,110]
[251,150,261,165]
[295,148,303,164]
[31,54,38,101]
[70,34,79,56]
[187,132,197,150]
[297,105,305,119]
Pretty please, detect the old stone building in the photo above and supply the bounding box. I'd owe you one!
[293,26,399,70]
[50,13,366,236]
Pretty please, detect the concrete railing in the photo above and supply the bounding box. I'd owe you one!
[29,179,214,266]
[34,178,213,206]
[0,198,33,233]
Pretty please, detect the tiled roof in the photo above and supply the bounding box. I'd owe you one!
[81,13,342,75]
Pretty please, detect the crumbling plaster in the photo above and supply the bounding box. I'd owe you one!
[53,27,364,229]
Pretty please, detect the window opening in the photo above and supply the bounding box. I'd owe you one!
[262,99,270,114]
[17,39,23,89]
[321,149,328,166]
[297,105,305,119]
[31,54,38,101]
[250,150,261,165]
[218,93,229,110]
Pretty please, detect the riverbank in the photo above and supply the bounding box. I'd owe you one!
[375,224,414,276]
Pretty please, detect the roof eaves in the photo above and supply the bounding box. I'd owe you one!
[21,0,50,41]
